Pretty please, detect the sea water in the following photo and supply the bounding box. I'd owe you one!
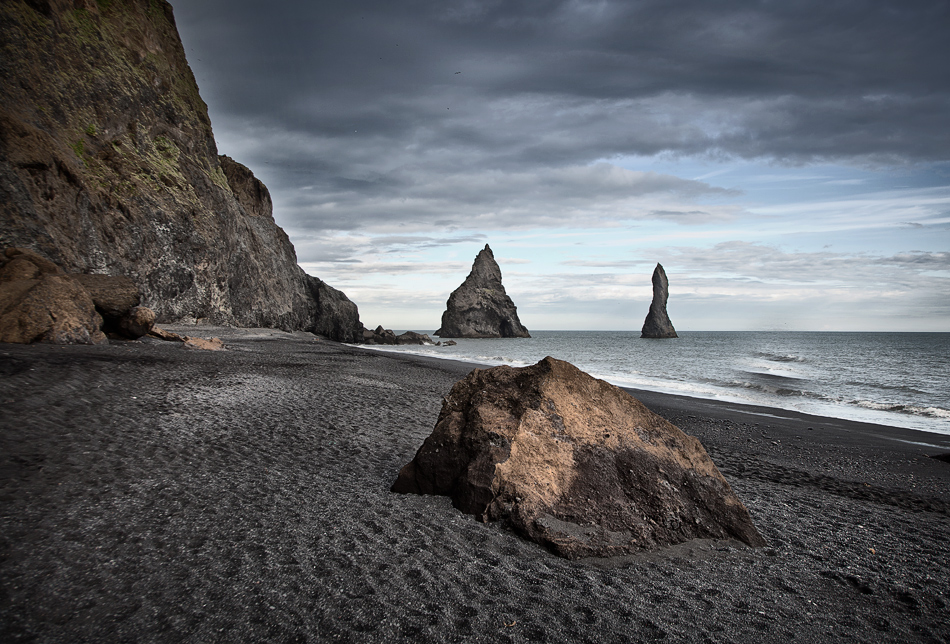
[362,331,950,436]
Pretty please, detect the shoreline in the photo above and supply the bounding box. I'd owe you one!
[355,340,950,442]
[357,342,950,500]
[353,330,950,437]
[2,328,949,642]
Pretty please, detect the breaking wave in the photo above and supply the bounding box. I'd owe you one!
[357,330,950,435]
[755,351,808,363]
[850,400,950,419]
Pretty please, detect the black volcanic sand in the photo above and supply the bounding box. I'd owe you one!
[2,327,949,643]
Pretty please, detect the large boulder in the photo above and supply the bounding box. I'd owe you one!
[0,247,154,341]
[0,256,44,282]
[0,274,106,345]
[392,357,764,559]
[118,305,156,339]
[641,263,678,339]
[436,245,530,338]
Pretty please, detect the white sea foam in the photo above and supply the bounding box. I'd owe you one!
[359,331,950,435]
[851,399,950,419]
[756,351,808,363]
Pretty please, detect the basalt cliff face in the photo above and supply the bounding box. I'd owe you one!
[436,245,529,339]
[0,0,362,341]
[641,263,677,339]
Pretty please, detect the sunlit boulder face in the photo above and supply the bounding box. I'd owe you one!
[436,245,530,339]
[0,0,362,341]
[641,263,678,339]
[392,357,765,559]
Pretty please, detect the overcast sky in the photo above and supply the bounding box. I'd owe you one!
[173,0,950,332]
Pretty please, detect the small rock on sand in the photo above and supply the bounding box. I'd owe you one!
[183,336,226,351]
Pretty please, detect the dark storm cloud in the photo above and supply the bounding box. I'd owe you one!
[173,0,950,232]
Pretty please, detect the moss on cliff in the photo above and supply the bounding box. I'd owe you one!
[1,0,219,213]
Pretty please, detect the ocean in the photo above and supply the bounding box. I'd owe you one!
[362,331,950,436]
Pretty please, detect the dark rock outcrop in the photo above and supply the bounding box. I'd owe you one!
[0,0,362,342]
[0,274,106,345]
[396,330,436,345]
[641,263,678,339]
[363,325,397,345]
[436,245,529,338]
[392,357,764,559]
[362,326,436,345]
[305,275,362,343]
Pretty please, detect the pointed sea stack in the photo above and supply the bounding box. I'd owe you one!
[641,263,678,338]
[436,245,530,338]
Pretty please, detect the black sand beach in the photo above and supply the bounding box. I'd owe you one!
[2,327,949,643]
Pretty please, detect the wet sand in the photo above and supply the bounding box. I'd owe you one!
[2,327,949,643]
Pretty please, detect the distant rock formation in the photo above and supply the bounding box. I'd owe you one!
[436,245,530,338]
[392,357,765,559]
[362,326,436,345]
[363,326,398,345]
[0,0,362,342]
[395,330,437,345]
[641,263,678,339]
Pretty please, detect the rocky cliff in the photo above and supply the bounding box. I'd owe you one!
[641,263,678,339]
[436,245,529,338]
[0,0,362,341]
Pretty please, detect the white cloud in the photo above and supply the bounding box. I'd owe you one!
[273,163,741,234]
[748,186,950,231]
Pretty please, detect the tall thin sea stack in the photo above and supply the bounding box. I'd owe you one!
[641,263,678,339]
[436,245,530,338]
